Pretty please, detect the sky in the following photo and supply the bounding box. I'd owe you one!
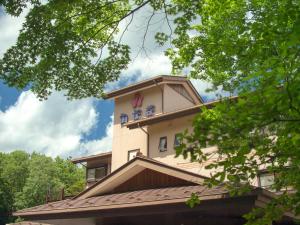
[0,5,217,158]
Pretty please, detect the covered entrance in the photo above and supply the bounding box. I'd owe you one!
[14,156,296,225]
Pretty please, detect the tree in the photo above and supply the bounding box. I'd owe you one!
[0,0,131,99]
[54,157,85,197]
[0,171,14,225]
[1,0,299,224]
[15,153,64,209]
[169,1,300,224]
[14,152,85,209]
[0,151,85,223]
[0,151,30,196]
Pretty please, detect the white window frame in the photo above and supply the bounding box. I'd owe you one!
[128,149,140,161]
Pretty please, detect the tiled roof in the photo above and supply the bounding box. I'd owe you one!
[15,185,229,216]
[9,222,52,225]
[74,155,207,199]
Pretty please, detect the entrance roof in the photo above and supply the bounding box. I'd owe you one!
[13,156,296,223]
[14,184,282,221]
[75,155,207,199]
[14,185,230,217]
[14,156,209,217]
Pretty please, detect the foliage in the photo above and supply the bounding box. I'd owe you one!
[0,0,131,99]
[170,0,300,224]
[54,157,86,197]
[0,176,14,224]
[1,0,300,224]
[0,151,85,224]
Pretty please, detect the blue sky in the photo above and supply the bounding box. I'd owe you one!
[0,5,217,158]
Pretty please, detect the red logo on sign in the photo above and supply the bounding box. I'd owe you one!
[132,93,143,108]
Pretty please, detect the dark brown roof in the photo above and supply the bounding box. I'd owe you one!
[14,185,230,217]
[9,222,52,225]
[14,183,279,218]
[103,75,204,103]
[74,155,208,199]
[71,152,112,164]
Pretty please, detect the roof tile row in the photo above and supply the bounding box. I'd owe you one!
[16,185,228,215]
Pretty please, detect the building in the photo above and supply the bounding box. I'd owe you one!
[13,75,295,225]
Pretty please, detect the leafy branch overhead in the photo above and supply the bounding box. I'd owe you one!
[0,0,135,99]
[0,0,205,99]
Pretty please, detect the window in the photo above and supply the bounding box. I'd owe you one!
[132,109,142,120]
[158,136,167,152]
[145,105,155,117]
[87,168,95,182]
[258,172,275,188]
[174,133,181,147]
[128,149,139,161]
[95,167,106,179]
[120,113,128,125]
[87,166,106,182]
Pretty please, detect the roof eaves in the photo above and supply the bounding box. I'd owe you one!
[71,152,112,164]
[103,75,164,99]
[15,186,281,218]
[14,185,231,217]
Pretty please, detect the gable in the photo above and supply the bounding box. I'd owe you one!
[112,168,197,193]
[75,156,206,200]
[168,84,195,103]
[163,84,195,113]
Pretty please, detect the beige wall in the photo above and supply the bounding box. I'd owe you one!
[114,85,163,123]
[147,114,218,178]
[111,83,203,172]
[147,114,263,186]
[111,86,163,171]
[111,83,202,171]
[110,82,262,185]
[163,84,195,112]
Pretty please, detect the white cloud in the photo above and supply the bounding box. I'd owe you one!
[125,54,171,78]
[105,53,172,92]
[78,115,113,156]
[0,91,113,157]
